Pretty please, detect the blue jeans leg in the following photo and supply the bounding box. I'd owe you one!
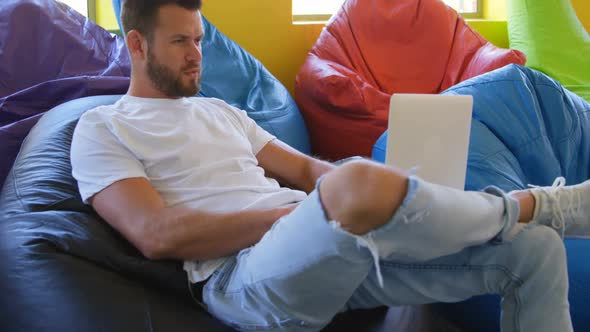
[202,178,571,332]
[203,188,375,331]
[345,223,571,332]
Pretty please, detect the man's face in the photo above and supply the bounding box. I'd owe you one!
[145,5,204,98]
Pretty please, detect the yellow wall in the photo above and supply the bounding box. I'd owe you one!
[467,20,509,48]
[572,0,590,32]
[94,0,590,95]
[483,0,507,20]
[95,0,118,30]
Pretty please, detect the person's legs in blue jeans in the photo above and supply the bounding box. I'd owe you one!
[344,223,569,332]
[203,160,571,332]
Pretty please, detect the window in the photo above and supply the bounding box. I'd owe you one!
[444,0,479,15]
[293,0,481,23]
[58,0,89,17]
[57,0,97,21]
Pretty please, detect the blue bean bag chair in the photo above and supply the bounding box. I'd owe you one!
[373,64,590,331]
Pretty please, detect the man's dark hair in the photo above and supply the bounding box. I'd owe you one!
[121,0,202,41]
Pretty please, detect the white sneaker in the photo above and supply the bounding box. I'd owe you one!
[529,177,590,238]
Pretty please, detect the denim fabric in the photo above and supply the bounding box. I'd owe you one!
[203,177,571,332]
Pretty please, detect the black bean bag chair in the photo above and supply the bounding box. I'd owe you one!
[0,95,461,331]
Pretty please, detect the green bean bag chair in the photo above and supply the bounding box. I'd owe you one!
[508,0,590,102]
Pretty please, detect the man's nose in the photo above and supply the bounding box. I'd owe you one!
[186,41,202,62]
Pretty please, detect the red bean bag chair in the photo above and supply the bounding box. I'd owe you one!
[295,0,526,161]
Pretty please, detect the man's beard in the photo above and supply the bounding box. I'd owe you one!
[146,49,201,98]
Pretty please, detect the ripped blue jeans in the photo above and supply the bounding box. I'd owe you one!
[203,176,571,332]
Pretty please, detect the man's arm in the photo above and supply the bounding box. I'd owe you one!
[256,140,335,193]
[90,177,295,261]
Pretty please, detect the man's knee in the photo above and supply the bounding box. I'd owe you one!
[498,225,569,313]
[510,225,566,278]
[323,160,377,203]
[319,160,409,234]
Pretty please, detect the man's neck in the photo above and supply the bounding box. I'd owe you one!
[127,74,179,100]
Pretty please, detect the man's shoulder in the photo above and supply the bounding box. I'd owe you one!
[187,96,234,110]
[78,102,121,124]
[74,102,128,141]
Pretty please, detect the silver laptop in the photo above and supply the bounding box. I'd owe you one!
[385,94,473,190]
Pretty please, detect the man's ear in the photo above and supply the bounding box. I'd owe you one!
[126,30,147,60]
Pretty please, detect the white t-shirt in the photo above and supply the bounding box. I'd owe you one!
[71,95,307,282]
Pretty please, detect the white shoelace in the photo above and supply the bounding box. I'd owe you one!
[528,177,576,238]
